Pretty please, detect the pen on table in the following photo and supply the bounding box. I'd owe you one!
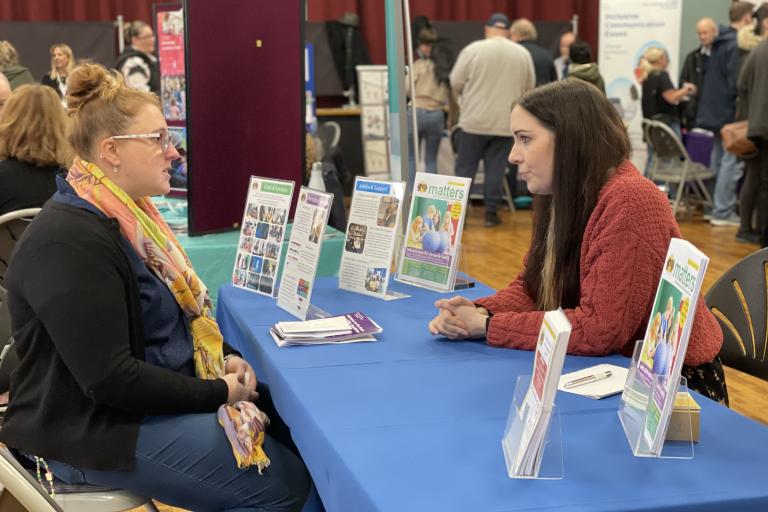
[564,370,612,389]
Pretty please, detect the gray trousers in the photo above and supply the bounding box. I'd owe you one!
[454,130,512,213]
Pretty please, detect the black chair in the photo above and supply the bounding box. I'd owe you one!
[0,208,40,291]
[705,248,768,380]
[643,119,714,218]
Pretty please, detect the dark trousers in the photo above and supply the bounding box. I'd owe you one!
[454,131,512,213]
[45,384,311,512]
[739,148,768,234]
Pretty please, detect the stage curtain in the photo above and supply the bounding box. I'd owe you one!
[307,0,600,64]
[0,0,156,22]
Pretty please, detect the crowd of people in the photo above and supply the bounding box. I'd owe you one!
[407,13,605,227]
[1,4,767,510]
[639,2,768,245]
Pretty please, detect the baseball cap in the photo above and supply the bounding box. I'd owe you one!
[486,13,511,30]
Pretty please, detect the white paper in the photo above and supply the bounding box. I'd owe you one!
[276,187,333,319]
[338,178,404,299]
[558,364,629,399]
[232,177,294,297]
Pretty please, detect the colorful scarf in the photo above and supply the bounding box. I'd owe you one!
[67,159,270,471]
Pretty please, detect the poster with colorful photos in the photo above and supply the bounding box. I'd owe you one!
[277,187,334,320]
[232,177,294,298]
[338,177,404,298]
[396,172,471,292]
[157,8,186,121]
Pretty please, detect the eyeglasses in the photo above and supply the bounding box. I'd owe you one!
[111,131,172,154]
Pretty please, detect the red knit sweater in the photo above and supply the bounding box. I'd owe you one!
[475,161,723,367]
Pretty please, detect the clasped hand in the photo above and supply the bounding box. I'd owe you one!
[221,356,259,404]
[428,296,488,340]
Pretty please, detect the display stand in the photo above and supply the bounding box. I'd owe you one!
[502,375,564,480]
[618,340,695,459]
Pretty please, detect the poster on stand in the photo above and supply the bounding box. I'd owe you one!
[277,187,334,319]
[396,172,471,292]
[357,65,390,179]
[157,7,186,121]
[598,0,682,168]
[338,177,405,298]
[232,177,294,298]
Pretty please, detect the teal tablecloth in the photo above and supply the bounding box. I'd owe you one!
[153,197,344,308]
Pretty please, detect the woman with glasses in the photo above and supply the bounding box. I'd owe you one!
[41,44,75,101]
[114,20,160,95]
[0,84,72,215]
[0,64,310,511]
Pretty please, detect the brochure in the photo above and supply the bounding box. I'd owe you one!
[276,187,333,319]
[270,311,383,347]
[357,65,390,179]
[637,238,709,454]
[503,309,571,478]
[338,178,405,298]
[232,177,294,297]
[396,172,471,292]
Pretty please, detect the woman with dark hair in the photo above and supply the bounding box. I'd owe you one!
[428,80,727,404]
[406,27,452,183]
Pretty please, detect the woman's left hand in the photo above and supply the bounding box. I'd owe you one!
[431,296,489,339]
[225,356,258,394]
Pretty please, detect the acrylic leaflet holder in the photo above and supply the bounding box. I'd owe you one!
[501,375,564,480]
[618,340,695,459]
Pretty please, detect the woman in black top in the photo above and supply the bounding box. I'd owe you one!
[40,44,74,100]
[1,64,309,511]
[639,47,696,175]
[0,84,71,216]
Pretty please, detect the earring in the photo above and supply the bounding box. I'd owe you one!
[113,166,119,173]
[99,153,104,159]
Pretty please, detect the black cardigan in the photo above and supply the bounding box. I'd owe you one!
[0,200,231,470]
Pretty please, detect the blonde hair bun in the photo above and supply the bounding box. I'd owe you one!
[66,63,124,114]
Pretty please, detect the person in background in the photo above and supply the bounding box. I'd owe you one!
[428,80,727,405]
[679,18,717,132]
[41,44,75,101]
[566,41,605,94]
[406,27,450,185]
[0,72,11,118]
[0,85,72,215]
[696,1,755,227]
[0,64,310,511]
[509,18,557,86]
[451,13,535,228]
[554,31,575,80]
[737,3,768,245]
[639,47,696,135]
[0,41,35,90]
[115,21,160,95]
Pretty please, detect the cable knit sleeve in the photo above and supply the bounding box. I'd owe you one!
[474,265,536,313]
[482,163,723,368]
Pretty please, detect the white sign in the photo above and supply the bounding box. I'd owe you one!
[232,177,294,297]
[357,65,390,178]
[277,187,333,319]
[338,177,405,298]
[599,0,683,167]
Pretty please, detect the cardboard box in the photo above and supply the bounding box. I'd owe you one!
[665,392,701,442]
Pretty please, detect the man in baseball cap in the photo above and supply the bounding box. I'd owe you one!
[486,13,511,30]
[450,13,534,226]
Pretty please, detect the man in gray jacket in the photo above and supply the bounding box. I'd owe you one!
[451,13,535,227]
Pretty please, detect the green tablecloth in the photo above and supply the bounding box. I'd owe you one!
[153,197,344,308]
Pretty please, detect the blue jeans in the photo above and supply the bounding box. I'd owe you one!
[710,133,745,219]
[45,391,311,512]
[407,108,444,188]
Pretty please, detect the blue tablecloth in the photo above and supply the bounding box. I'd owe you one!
[216,278,768,512]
